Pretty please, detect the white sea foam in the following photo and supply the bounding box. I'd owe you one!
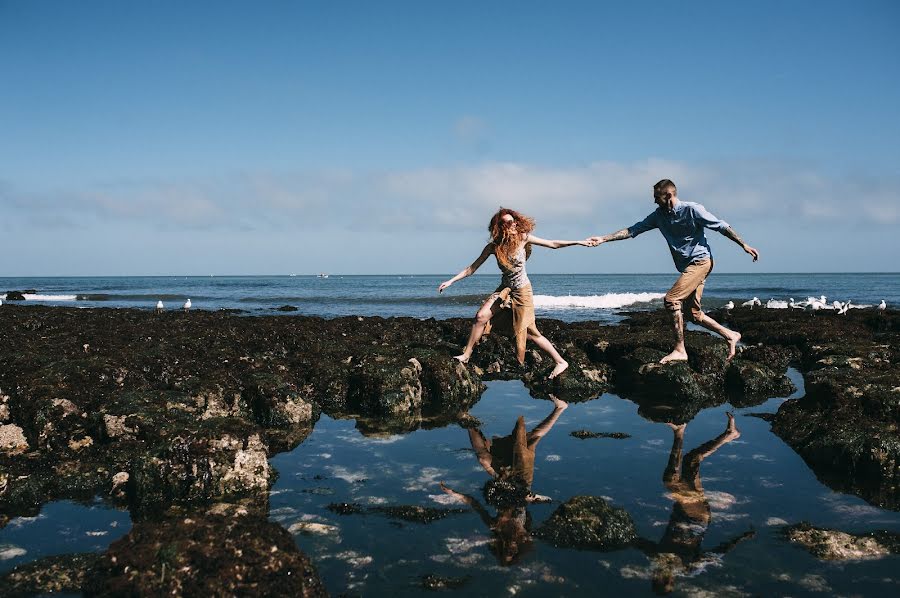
[533,292,664,310]
[23,294,77,301]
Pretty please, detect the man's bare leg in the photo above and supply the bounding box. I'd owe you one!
[660,308,688,363]
[527,332,568,379]
[695,314,741,361]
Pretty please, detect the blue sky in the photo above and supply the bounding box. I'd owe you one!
[2,1,898,275]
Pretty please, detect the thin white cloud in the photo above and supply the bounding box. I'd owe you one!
[2,159,898,234]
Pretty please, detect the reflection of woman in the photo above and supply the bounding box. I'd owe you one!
[438,208,594,379]
[440,396,568,565]
[636,413,754,594]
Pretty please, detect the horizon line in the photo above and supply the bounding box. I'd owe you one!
[2,272,899,279]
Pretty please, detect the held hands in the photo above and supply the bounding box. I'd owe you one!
[586,236,605,247]
[578,238,599,247]
[743,245,760,262]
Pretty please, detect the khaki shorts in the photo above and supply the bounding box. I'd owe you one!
[664,259,712,322]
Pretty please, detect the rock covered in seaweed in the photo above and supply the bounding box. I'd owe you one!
[782,521,900,561]
[85,510,327,596]
[534,495,637,551]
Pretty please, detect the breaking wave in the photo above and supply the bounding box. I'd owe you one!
[533,292,665,310]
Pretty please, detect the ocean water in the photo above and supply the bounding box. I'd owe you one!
[1,273,897,322]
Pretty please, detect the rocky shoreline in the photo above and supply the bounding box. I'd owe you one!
[1,304,898,594]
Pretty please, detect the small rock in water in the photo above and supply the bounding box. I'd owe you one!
[421,573,471,591]
[782,521,900,561]
[570,430,631,440]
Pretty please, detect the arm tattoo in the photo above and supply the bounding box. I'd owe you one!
[721,226,746,247]
[604,228,632,242]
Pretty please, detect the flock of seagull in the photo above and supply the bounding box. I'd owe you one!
[724,296,888,314]
[156,298,191,313]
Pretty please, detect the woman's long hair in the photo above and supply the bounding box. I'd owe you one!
[488,208,534,268]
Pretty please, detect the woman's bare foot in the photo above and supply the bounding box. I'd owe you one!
[453,353,470,364]
[726,332,741,362]
[548,361,569,379]
[724,412,741,439]
[660,349,688,364]
[666,422,687,433]
[549,394,568,410]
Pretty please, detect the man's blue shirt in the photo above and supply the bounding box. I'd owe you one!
[627,200,730,273]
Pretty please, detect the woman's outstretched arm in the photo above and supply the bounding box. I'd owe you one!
[526,234,596,249]
[438,243,494,293]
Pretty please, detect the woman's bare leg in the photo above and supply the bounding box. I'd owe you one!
[527,332,568,379]
[527,395,568,447]
[454,295,502,363]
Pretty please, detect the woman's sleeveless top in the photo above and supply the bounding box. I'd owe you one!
[496,244,530,290]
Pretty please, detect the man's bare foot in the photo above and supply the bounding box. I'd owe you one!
[726,332,741,362]
[549,361,569,379]
[549,394,568,410]
[660,350,688,364]
[453,353,470,364]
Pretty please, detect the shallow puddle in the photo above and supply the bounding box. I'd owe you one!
[0,500,130,574]
[270,371,900,596]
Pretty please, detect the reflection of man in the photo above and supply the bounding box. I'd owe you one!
[636,413,754,594]
[440,396,568,565]
[590,179,759,363]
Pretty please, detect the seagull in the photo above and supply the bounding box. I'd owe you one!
[156,300,164,314]
[183,298,192,312]
[878,300,887,312]
[741,297,761,309]
[838,300,851,315]
[808,296,828,310]
[724,300,735,311]
[789,298,804,309]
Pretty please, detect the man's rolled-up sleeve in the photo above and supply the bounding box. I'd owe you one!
[692,204,729,231]
[627,212,658,238]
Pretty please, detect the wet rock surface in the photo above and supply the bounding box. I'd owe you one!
[86,508,328,596]
[782,521,900,561]
[326,502,467,523]
[719,308,900,510]
[1,304,899,590]
[0,553,101,597]
[420,573,471,590]
[570,430,631,440]
[534,495,637,550]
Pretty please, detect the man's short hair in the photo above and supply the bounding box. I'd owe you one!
[653,179,677,197]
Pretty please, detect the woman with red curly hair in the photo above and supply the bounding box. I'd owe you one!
[438,208,595,379]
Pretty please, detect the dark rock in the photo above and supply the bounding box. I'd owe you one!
[534,495,637,551]
[743,412,776,422]
[782,521,900,561]
[275,305,299,312]
[725,308,900,510]
[85,511,327,596]
[326,502,467,523]
[421,573,471,590]
[570,430,631,440]
[0,553,101,597]
[129,418,272,517]
[483,477,530,509]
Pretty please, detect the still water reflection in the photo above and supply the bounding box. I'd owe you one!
[269,374,900,596]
